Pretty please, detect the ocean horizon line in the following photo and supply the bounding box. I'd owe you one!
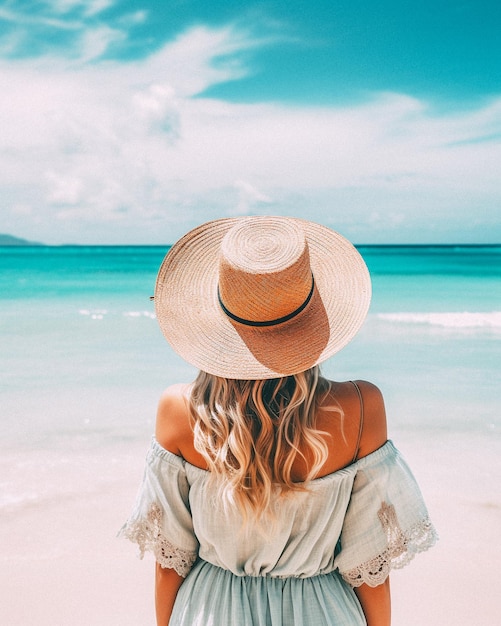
[2,242,501,249]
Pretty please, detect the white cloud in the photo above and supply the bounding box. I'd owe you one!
[5,0,114,19]
[117,10,148,27]
[132,83,180,137]
[0,23,500,243]
[46,171,84,205]
[140,25,262,97]
[78,24,125,61]
[0,4,81,31]
[0,0,132,61]
[82,0,114,18]
[232,179,273,215]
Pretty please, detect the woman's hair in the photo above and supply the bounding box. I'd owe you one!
[189,366,336,521]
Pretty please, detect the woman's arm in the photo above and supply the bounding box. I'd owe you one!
[354,578,391,626]
[155,563,185,626]
[154,385,194,625]
[353,382,391,625]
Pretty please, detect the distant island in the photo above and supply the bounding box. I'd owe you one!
[0,234,43,246]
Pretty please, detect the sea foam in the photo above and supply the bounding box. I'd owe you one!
[377,311,501,329]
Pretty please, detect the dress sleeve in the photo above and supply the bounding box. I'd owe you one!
[334,441,438,588]
[119,438,199,577]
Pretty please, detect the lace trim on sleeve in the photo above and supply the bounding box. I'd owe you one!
[341,502,438,588]
[120,503,197,578]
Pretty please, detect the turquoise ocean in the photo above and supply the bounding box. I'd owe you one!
[1,245,500,519]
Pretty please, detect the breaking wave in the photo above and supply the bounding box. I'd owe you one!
[377,311,501,329]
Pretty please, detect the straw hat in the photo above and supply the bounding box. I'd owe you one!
[154,216,371,380]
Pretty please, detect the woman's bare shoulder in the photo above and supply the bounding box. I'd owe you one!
[352,379,388,458]
[155,383,192,455]
[318,379,387,459]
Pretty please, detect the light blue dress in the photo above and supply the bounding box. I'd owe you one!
[121,439,437,625]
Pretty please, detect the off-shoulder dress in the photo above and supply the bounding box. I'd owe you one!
[120,436,437,625]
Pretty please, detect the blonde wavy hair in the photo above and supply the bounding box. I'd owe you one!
[189,366,336,521]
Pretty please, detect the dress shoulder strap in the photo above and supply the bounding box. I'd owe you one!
[350,380,364,463]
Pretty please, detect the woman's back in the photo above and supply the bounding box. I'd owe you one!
[154,378,387,482]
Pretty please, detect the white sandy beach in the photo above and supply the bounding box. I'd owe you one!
[1,429,500,626]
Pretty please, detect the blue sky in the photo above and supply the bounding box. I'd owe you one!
[1,0,500,243]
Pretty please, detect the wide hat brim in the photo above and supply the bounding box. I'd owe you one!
[154,217,371,380]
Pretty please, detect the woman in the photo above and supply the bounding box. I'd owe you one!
[121,216,437,625]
